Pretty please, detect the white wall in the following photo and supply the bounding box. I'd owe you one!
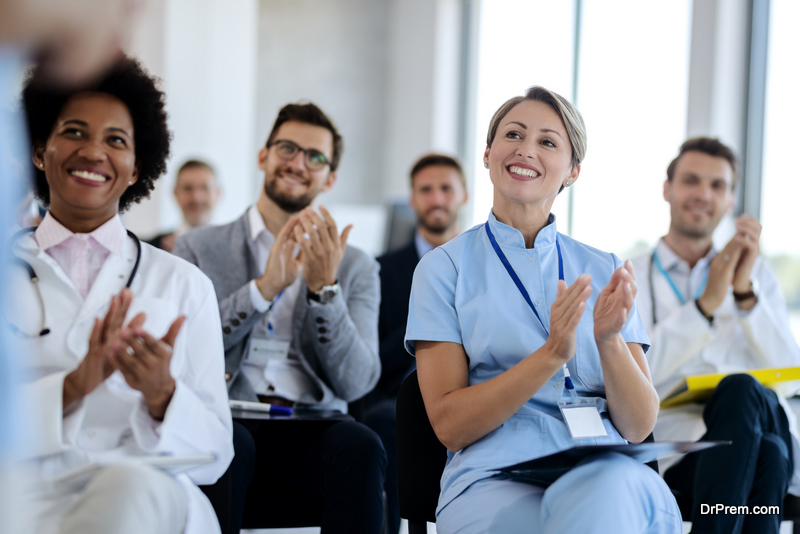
[255,0,463,207]
[122,0,465,245]
[256,0,390,206]
[125,0,259,237]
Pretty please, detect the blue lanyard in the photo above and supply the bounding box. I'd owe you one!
[266,290,285,338]
[651,250,707,305]
[484,221,574,390]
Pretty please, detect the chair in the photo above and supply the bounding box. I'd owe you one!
[199,468,231,534]
[396,370,447,534]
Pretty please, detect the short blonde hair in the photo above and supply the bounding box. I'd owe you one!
[485,86,587,168]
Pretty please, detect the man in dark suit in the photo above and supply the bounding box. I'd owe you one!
[366,153,468,533]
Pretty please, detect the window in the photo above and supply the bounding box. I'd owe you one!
[470,0,691,263]
[470,0,576,227]
[571,0,691,258]
[761,0,800,339]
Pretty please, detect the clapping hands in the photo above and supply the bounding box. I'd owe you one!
[64,288,185,421]
[594,261,637,344]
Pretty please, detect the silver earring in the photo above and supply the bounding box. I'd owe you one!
[38,163,44,169]
[565,181,571,186]
[128,181,133,185]
[484,162,489,168]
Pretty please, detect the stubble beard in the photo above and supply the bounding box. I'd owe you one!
[418,209,457,235]
[672,212,717,240]
[264,172,316,214]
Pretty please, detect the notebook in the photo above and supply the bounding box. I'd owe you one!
[660,367,800,408]
[495,441,728,487]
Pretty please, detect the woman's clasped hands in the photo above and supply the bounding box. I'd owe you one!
[63,288,186,421]
[544,260,638,362]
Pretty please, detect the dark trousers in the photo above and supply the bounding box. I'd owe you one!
[364,398,400,534]
[236,417,387,534]
[229,420,256,532]
[664,374,793,534]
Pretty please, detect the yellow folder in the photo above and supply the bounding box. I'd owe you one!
[660,366,800,408]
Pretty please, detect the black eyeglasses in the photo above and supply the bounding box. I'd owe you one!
[267,140,331,171]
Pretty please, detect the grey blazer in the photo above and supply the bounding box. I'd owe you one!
[173,210,381,412]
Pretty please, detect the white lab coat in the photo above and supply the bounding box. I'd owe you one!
[9,230,233,534]
[631,240,800,495]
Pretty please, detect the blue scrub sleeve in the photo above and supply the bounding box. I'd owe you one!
[612,253,651,353]
[404,247,463,356]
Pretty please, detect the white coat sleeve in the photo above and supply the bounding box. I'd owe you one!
[128,274,233,485]
[736,259,800,369]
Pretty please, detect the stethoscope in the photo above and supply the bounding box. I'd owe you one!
[8,227,142,337]
[647,249,708,326]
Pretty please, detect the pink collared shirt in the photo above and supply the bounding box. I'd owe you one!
[35,212,127,299]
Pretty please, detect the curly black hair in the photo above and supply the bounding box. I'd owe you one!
[22,57,171,212]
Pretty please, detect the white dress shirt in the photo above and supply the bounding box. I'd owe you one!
[243,206,315,401]
[631,238,800,494]
[36,212,126,299]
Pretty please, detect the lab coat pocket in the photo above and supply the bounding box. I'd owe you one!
[125,297,180,339]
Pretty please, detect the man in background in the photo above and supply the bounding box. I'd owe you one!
[149,159,221,252]
[630,137,800,533]
[365,153,468,533]
[174,101,385,533]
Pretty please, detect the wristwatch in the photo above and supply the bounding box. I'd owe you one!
[733,280,760,303]
[307,282,340,304]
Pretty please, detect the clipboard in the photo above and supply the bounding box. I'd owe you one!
[494,441,728,488]
[660,367,800,408]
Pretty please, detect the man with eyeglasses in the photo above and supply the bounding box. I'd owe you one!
[174,102,385,533]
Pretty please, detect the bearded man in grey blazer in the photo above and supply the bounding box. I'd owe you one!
[174,102,385,534]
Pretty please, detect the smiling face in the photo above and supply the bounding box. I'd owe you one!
[663,150,734,239]
[410,164,467,234]
[484,99,579,213]
[174,166,219,227]
[257,120,337,214]
[33,91,138,231]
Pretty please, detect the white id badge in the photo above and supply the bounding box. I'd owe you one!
[246,337,291,367]
[558,398,608,439]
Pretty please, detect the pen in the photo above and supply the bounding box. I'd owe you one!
[229,399,293,416]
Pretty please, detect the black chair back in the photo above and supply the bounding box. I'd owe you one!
[396,370,447,531]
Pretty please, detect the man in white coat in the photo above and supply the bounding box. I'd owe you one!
[630,137,800,533]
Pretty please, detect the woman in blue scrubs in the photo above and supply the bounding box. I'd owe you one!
[405,86,682,533]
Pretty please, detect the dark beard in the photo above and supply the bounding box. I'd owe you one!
[264,179,315,213]
[417,211,456,235]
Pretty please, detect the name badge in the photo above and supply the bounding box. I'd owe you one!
[246,337,291,367]
[558,398,608,439]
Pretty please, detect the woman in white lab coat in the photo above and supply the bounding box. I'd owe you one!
[10,57,233,534]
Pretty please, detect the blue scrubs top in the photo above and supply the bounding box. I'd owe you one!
[405,211,650,515]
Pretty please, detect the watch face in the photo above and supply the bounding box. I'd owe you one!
[312,284,339,304]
